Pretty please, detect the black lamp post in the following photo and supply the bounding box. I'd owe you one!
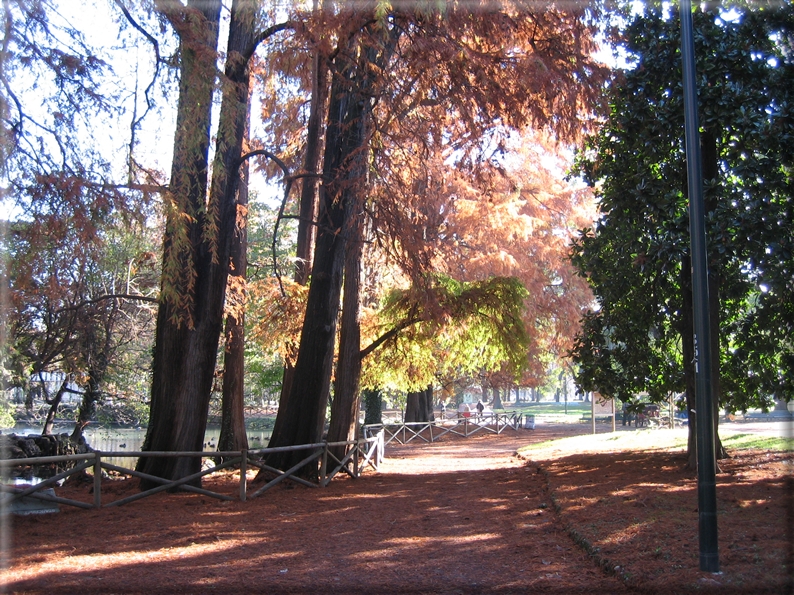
[679,0,720,573]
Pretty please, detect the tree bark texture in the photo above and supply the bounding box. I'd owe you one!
[363,388,382,425]
[139,0,256,487]
[327,218,363,460]
[270,41,330,445]
[138,0,221,486]
[218,94,251,455]
[294,38,329,285]
[266,36,373,476]
[701,128,728,460]
[404,386,434,423]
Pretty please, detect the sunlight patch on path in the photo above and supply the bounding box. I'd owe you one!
[2,539,242,584]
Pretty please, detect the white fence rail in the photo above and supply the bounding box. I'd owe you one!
[363,412,524,446]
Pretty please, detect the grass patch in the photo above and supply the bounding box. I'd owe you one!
[519,428,792,460]
[720,433,792,451]
[518,429,690,458]
[509,403,590,417]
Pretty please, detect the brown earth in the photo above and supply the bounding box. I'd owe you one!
[2,424,791,594]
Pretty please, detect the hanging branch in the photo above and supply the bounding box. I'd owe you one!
[238,149,293,295]
[237,150,329,296]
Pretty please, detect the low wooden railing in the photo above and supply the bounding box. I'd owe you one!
[0,431,384,511]
[363,412,524,446]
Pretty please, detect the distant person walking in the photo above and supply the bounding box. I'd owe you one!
[622,402,628,426]
[476,400,484,419]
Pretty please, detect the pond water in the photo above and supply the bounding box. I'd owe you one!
[8,424,273,473]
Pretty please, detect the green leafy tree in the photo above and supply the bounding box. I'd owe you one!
[361,275,530,394]
[571,5,794,467]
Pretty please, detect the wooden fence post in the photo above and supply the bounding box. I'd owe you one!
[239,450,247,502]
[321,444,328,485]
[93,452,102,508]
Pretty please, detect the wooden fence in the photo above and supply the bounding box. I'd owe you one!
[363,412,524,446]
[0,432,384,511]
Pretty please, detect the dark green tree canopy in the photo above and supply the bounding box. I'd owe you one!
[571,4,794,410]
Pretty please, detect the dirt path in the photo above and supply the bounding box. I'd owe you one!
[4,426,630,594]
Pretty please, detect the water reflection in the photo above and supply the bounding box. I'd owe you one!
[85,427,273,470]
[7,425,273,473]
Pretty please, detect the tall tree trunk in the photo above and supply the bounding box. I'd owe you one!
[218,311,248,454]
[701,128,728,460]
[295,23,329,285]
[327,218,363,460]
[218,93,251,455]
[492,387,504,410]
[680,253,698,470]
[404,386,435,423]
[266,37,371,476]
[271,35,330,443]
[139,0,258,487]
[137,0,221,486]
[363,388,382,425]
[265,22,400,477]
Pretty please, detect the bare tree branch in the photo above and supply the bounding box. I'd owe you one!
[239,148,290,175]
[112,0,163,171]
[55,293,158,314]
[245,21,293,62]
[238,148,295,296]
[359,317,419,360]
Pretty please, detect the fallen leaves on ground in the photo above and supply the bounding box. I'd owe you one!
[4,424,790,594]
